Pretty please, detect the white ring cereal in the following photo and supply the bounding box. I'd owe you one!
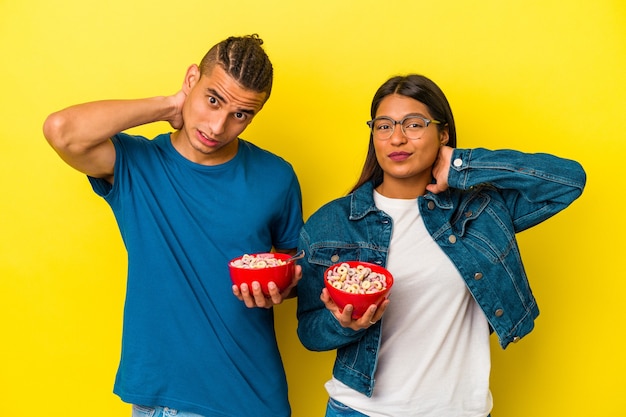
[231,254,286,269]
[326,263,388,294]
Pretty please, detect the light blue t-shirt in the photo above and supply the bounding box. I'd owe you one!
[89,133,303,417]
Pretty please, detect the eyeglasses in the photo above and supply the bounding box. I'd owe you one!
[366,115,441,140]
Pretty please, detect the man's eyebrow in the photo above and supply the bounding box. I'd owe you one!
[206,88,256,115]
[207,88,225,103]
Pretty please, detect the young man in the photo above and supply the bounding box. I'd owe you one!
[44,34,303,417]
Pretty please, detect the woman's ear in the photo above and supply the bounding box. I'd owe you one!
[182,64,201,94]
[439,125,450,146]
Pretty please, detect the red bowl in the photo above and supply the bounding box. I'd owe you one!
[228,253,295,295]
[324,261,393,319]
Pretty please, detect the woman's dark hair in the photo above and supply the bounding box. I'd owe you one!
[199,34,273,102]
[350,74,457,193]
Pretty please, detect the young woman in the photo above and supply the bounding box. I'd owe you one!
[296,74,586,417]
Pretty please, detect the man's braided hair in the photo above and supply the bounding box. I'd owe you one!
[200,34,273,102]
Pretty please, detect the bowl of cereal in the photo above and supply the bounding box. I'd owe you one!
[324,261,393,319]
[229,252,295,295]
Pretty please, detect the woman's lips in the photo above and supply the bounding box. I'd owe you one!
[388,151,411,161]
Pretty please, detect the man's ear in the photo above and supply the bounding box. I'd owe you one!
[182,64,201,94]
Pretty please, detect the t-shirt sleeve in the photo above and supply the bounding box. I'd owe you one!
[272,166,303,250]
[87,133,134,209]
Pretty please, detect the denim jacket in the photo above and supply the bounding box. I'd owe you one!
[296,147,586,397]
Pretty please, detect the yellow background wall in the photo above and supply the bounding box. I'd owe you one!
[1,0,624,415]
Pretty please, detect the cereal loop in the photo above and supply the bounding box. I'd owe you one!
[326,263,388,294]
[230,254,286,269]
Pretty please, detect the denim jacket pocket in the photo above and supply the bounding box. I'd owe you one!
[451,190,490,237]
[309,245,364,268]
[452,189,517,263]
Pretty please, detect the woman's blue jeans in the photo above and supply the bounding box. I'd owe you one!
[325,398,368,417]
[324,397,492,417]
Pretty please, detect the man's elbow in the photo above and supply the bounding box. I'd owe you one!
[43,112,91,157]
[43,112,71,151]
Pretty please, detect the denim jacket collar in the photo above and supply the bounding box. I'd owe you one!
[350,181,453,219]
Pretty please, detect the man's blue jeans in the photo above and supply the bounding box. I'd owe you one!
[132,405,205,417]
